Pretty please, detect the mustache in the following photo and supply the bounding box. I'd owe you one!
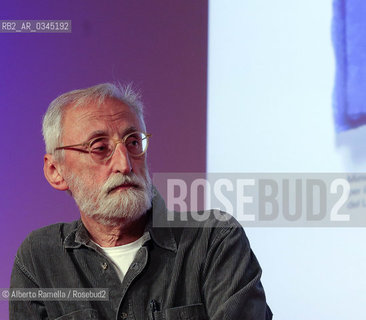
[102,173,146,194]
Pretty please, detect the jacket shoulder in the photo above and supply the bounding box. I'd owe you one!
[169,210,247,250]
[15,220,79,264]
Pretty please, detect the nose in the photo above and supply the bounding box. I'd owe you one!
[110,141,132,174]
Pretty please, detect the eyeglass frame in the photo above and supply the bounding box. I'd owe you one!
[54,131,152,163]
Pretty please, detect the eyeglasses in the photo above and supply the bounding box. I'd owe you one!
[55,131,151,163]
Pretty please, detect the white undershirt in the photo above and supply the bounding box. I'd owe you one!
[94,232,149,282]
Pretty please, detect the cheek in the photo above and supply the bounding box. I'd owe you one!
[66,164,103,186]
[84,172,105,186]
[131,158,147,173]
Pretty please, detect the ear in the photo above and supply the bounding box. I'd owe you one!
[43,154,69,191]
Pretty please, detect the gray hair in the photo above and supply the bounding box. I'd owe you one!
[42,83,145,161]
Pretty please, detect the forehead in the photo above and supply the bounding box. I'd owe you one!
[62,98,142,143]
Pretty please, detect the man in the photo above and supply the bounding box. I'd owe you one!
[10,83,272,319]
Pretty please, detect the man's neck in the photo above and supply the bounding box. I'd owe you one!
[80,213,147,247]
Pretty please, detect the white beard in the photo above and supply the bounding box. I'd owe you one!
[64,169,153,226]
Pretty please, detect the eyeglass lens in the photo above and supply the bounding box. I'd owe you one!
[89,132,148,162]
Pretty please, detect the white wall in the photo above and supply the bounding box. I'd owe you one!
[207,1,366,319]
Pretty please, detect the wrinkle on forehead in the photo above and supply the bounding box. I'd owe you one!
[62,100,145,143]
[77,109,134,123]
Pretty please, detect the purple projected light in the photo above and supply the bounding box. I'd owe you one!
[0,0,207,318]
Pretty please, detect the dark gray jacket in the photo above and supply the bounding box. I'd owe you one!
[10,194,272,319]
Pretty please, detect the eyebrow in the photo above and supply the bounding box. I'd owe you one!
[122,126,140,136]
[85,130,109,142]
[85,127,140,142]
